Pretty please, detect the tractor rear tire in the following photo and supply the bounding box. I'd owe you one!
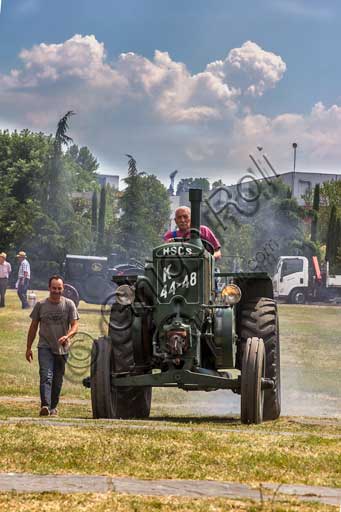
[239,297,281,421]
[108,304,152,419]
[241,337,265,424]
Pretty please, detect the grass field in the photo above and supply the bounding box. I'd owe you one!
[0,493,336,512]
[0,290,340,511]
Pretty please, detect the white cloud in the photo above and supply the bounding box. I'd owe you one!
[3,35,123,89]
[230,103,341,172]
[0,34,340,181]
[0,36,282,121]
[207,41,286,97]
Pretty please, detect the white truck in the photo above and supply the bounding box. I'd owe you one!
[272,255,341,304]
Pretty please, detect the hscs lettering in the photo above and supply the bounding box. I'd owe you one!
[162,246,193,256]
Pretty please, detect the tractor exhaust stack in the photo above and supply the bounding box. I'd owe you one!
[189,188,202,240]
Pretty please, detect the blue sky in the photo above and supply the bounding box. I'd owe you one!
[0,0,340,183]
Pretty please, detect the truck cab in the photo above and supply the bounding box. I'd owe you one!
[273,256,309,304]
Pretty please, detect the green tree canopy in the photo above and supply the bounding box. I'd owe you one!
[176,177,210,194]
[202,178,310,274]
[118,156,170,260]
[0,125,98,287]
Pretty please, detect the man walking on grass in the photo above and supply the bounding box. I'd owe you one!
[26,275,79,416]
[16,250,30,309]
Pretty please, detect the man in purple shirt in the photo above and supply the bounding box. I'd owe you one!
[164,206,222,260]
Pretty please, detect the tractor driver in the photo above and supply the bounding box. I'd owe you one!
[164,206,222,260]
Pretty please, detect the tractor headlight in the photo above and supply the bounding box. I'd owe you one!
[221,284,242,305]
[115,285,135,305]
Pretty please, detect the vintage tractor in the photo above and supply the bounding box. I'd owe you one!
[88,189,281,424]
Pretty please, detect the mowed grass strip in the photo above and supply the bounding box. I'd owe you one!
[0,400,92,419]
[1,400,341,439]
[0,493,335,512]
[0,424,340,487]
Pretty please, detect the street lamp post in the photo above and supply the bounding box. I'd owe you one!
[292,142,298,171]
[292,142,298,196]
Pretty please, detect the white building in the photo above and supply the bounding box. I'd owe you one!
[96,174,119,189]
[272,171,341,204]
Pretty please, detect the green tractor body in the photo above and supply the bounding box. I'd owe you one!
[89,189,281,424]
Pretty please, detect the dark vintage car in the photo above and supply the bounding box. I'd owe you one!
[61,254,144,306]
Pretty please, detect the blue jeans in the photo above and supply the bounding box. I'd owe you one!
[38,347,68,409]
[17,278,30,308]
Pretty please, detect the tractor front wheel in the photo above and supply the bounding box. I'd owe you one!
[241,337,265,424]
[90,333,151,419]
[90,337,115,418]
[239,297,281,421]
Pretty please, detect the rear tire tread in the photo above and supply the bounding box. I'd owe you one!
[239,297,281,421]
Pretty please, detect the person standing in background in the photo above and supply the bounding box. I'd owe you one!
[0,252,11,308]
[17,251,30,309]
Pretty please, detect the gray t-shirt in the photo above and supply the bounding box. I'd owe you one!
[30,297,79,355]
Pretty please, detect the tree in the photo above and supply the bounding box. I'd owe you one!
[118,155,145,259]
[76,145,99,173]
[310,184,320,242]
[202,178,310,274]
[335,217,341,268]
[47,111,75,221]
[176,177,210,195]
[118,155,170,260]
[101,185,121,256]
[66,144,99,191]
[318,180,341,245]
[65,153,99,192]
[97,186,106,254]
[0,125,98,287]
[212,179,225,189]
[0,129,53,253]
[326,205,337,264]
[54,111,75,150]
[91,191,98,234]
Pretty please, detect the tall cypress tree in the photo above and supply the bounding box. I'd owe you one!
[97,185,106,253]
[91,190,98,233]
[335,217,341,270]
[118,155,145,259]
[311,183,320,242]
[48,111,75,222]
[326,205,337,263]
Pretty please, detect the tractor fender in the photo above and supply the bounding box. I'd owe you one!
[213,307,236,369]
[235,275,274,303]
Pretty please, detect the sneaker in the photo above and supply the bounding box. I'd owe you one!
[39,406,50,416]
[50,408,58,416]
